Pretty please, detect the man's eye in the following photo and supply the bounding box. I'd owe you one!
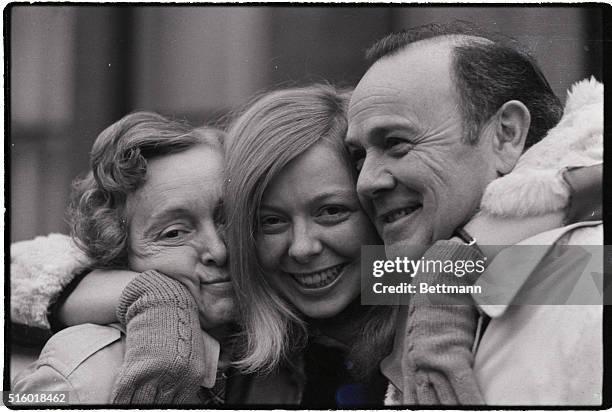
[316,205,351,225]
[385,137,413,154]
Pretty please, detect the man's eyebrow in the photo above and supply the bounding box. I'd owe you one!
[348,117,421,141]
[369,123,422,140]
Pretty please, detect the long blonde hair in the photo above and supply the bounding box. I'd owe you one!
[225,84,396,376]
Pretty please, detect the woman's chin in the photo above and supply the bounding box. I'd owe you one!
[198,295,236,330]
[292,288,360,320]
[300,302,352,319]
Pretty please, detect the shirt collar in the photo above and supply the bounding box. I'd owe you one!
[473,220,602,318]
[199,331,221,388]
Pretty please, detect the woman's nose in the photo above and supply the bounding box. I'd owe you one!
[288,223,323,264]
[199,225,228,267]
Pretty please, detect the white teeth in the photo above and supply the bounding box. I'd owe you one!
[383,206,419,224]
[290,264,345,289]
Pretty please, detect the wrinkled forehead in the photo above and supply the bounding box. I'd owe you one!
[349,34,492,114]
[348,49,454,128]
[127,145,224,216]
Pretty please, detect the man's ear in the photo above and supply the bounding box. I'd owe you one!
[490,100,531,175]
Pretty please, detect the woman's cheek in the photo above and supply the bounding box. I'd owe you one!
[256,235,284,272]
[354,213,382,245]
[147,248,197,282]
[333,217,376,257]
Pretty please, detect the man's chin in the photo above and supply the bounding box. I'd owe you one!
[384,239,429,260]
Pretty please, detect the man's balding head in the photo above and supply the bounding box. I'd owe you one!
[346,21,559,251]
[365,21,562,148]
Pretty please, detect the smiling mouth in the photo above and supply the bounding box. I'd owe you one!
[380,205,422,224]
[287,263,347,289]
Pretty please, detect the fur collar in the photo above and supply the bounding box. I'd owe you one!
[480,77,603,217]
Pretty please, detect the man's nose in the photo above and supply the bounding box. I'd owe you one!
[288,223,323,264]
[199,225,228,267]
[356,152,395,199]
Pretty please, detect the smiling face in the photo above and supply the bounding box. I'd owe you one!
[256,142,380,319]
[346,41,498,256]
[126,144,235,329]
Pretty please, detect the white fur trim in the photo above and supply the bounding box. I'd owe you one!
[480,77,603,217]
[11,233,92,329]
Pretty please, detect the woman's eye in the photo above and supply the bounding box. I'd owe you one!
[316,205,351,225]
[320,206,345,216]
[262,216,281,225]
[160,227,189,240]
[259,215,289,234]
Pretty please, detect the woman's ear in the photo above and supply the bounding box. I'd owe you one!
[491,100,531,174]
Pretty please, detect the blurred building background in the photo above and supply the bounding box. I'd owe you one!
[9,5,603,242]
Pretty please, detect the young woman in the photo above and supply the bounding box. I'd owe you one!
[224,85,394,405]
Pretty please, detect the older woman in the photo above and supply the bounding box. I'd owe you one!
[13,111,234,404]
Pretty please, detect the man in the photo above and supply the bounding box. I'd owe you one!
[346,22,602,405]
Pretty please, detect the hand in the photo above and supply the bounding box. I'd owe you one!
[563,164,602,224]
[466,163,602,260]
[462,211,564,261]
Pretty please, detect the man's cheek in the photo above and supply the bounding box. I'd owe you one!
[356,194,375,219]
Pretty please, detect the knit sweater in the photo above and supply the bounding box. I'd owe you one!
[382,241,486,405]
[111,270,217,404]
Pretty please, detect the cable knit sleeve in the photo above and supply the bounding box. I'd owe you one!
[111,270,218,405]
[398,241,485,405]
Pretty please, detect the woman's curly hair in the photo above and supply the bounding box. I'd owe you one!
[68,111,224,268]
